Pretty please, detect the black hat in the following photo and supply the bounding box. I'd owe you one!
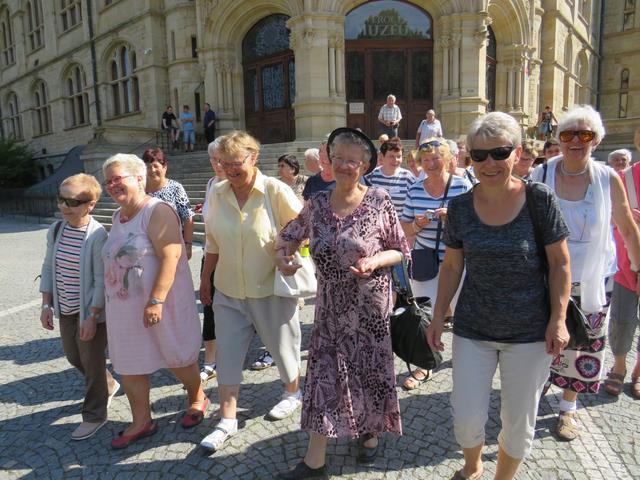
[326,127,378,175]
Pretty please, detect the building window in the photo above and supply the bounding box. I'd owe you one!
[26,0,44,51]
[66,65,89,127]
[170,31,176,60]
[109,45,140,116]
[0,10,15,67]
[579,0,591,19]
[191,35,198,58]
[5,92,22,139]
[33,81,52,135]
[623,0,636,30]
[60,0,82,32]
[486,26,497,112]
[619,69,630,118]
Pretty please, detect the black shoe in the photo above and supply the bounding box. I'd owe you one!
[357,434,380,465]
[279,461,327,479]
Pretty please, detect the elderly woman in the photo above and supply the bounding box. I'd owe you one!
[199,131,303,452]
[427,112,572,480]
[400,139,473,389]
[513,141,538,180]
[416,109,443,146]
[608,148,632,173]
[276,128,409,479]
[406,148,422,179]
[101,154,205,449]
[531,106,640,441]
[304,148,321,174]
[39,173,119,441]
[278,154,309,201]
[142,148,195,259]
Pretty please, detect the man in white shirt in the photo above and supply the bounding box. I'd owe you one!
[378,94,402,138]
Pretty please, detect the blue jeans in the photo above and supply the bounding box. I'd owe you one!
[183,130,195,145]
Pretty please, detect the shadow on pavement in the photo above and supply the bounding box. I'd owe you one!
[0,337,64,365]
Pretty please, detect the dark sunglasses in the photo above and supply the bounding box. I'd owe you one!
[469,146,515,162]
[558,130,596,143]
[419,141,444,150]
[57,195,91,207]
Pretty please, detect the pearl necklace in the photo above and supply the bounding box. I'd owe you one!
[560,160,589,177]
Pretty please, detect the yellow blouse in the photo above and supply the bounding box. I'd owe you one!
[204,169,302,299]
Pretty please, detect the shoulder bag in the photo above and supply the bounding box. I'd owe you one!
[390,259,443,376]
[525,184,590,350]
[410,174,453,281]
[263,181,317,299]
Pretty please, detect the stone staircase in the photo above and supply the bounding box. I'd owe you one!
[88,141,319,244]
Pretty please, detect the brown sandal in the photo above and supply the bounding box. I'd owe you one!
[402,369,430,390]
[604,371,626,396]
[632,377,640,400]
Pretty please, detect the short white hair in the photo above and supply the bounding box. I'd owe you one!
[445,139,459,156]
[387,94,396,102]
[608,148,632,163]
[557,105,606,144]
[208,135,224,157]
[467,112,521,150]
[102,153,146,182]
[304,148,319,161]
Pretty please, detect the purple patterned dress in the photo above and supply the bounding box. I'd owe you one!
[280,187,410,438]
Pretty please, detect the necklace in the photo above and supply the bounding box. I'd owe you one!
[560,160,589,176]
[120,196,148,222]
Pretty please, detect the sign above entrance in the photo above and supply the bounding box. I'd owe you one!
[349,102,365,114]
[345,1,432,41]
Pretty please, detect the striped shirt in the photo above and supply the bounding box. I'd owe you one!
[400,175,472,259]
[366,166,416,215]
[55,224,87,315]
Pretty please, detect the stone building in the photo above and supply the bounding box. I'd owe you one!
[0,0,637,168]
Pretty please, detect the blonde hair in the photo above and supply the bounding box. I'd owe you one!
[102,153,147,183]
[218,130,260,160]
[419,137,453,165]
[60,173,102,201]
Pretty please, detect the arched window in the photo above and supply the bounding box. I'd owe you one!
[33,81,52,135]
[563,35,572,70]
[5,92,22,139]
[0,9,15,67]
[109,45,140,116]
[26,0,44,51]
[66,65,89,127]
[486,26,497,112]
[60,0,82,32]
[619,69,630,118]
[563,35,573,108]
[574,53,589,105]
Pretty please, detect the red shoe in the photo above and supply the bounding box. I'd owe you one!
[181,396,209,429]
[111,420,158,449]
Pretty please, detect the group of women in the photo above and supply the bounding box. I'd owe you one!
[38,104,640,480]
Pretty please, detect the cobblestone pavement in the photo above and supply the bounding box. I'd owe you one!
[0,218,639,479]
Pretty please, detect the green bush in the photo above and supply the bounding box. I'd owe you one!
[0,137,37,188]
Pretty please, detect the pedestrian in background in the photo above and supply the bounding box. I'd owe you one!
[378,94,402,138]
[608,148,632,174]
[416,109,443,146]
[180,105,195,152]
[39,173,119,441]
[203,103,216,143]
[303,148,321,174]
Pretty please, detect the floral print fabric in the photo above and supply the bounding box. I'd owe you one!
[280,187,410,438]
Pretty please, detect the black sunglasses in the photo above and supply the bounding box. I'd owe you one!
[469,146,515,162]
[57,195,91,207]
[419,141,444,150]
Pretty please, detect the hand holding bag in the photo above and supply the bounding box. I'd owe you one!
[263,182,317,298]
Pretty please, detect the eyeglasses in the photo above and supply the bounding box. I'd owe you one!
[469,146,515,162]
[330,156,364,168]
[103,175,134,187]
[57,195,91,207]
[220,153,252,170]
[558,130,596,143]
[419,141,444,151]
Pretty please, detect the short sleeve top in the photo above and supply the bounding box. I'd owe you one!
[148,179,194,223]
[443,182,570,343]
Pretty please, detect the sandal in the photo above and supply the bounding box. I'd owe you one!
[357,433,380,465]
[451,468,483,480]
[555,411,580,441]
[603,371,626,396]
[181,396,209,429]
[632,376,640,400]
[251,351,275,370]
[402,369,430,390]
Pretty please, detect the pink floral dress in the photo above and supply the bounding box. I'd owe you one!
[280,188,410,438]
[102,197,201,375]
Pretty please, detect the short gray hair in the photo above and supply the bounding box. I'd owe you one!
[557,105,605,144]
[608,148,632,163]
[304,148,319,162]
[329,131,375,167]
[208,135,225,157]
[466,112,521,150]
[445,139,459,156]
[102,153,146,183]
[387,94,396,102]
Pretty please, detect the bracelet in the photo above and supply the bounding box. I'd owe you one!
[185,242,192,245]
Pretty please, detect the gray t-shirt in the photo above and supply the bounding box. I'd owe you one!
[444,182,570,343]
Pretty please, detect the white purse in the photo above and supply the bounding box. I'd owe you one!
[263,182,318,298]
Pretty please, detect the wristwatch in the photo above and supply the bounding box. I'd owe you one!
[148,297,165,305]
[87,311,100,319]
[42,303,53,311]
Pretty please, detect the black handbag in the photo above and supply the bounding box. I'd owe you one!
[525,184,591,350]
[390,260,443,374]
[409,174,453,281]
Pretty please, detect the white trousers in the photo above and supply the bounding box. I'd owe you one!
[451,335,552,459]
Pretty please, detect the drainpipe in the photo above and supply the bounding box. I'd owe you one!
[595,0,605,111]
[86,0,102,127]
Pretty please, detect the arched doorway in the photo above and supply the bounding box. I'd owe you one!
[345,1,433,139]
[242,14,295,143]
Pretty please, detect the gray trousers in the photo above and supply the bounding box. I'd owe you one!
[608,281,640,356]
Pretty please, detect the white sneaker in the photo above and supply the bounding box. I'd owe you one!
[200,421,236,452]
[107,380,121,408]
[267,391,302,420]
[200,364,217,383]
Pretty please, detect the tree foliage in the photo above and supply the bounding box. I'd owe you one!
[0,137,37,188]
